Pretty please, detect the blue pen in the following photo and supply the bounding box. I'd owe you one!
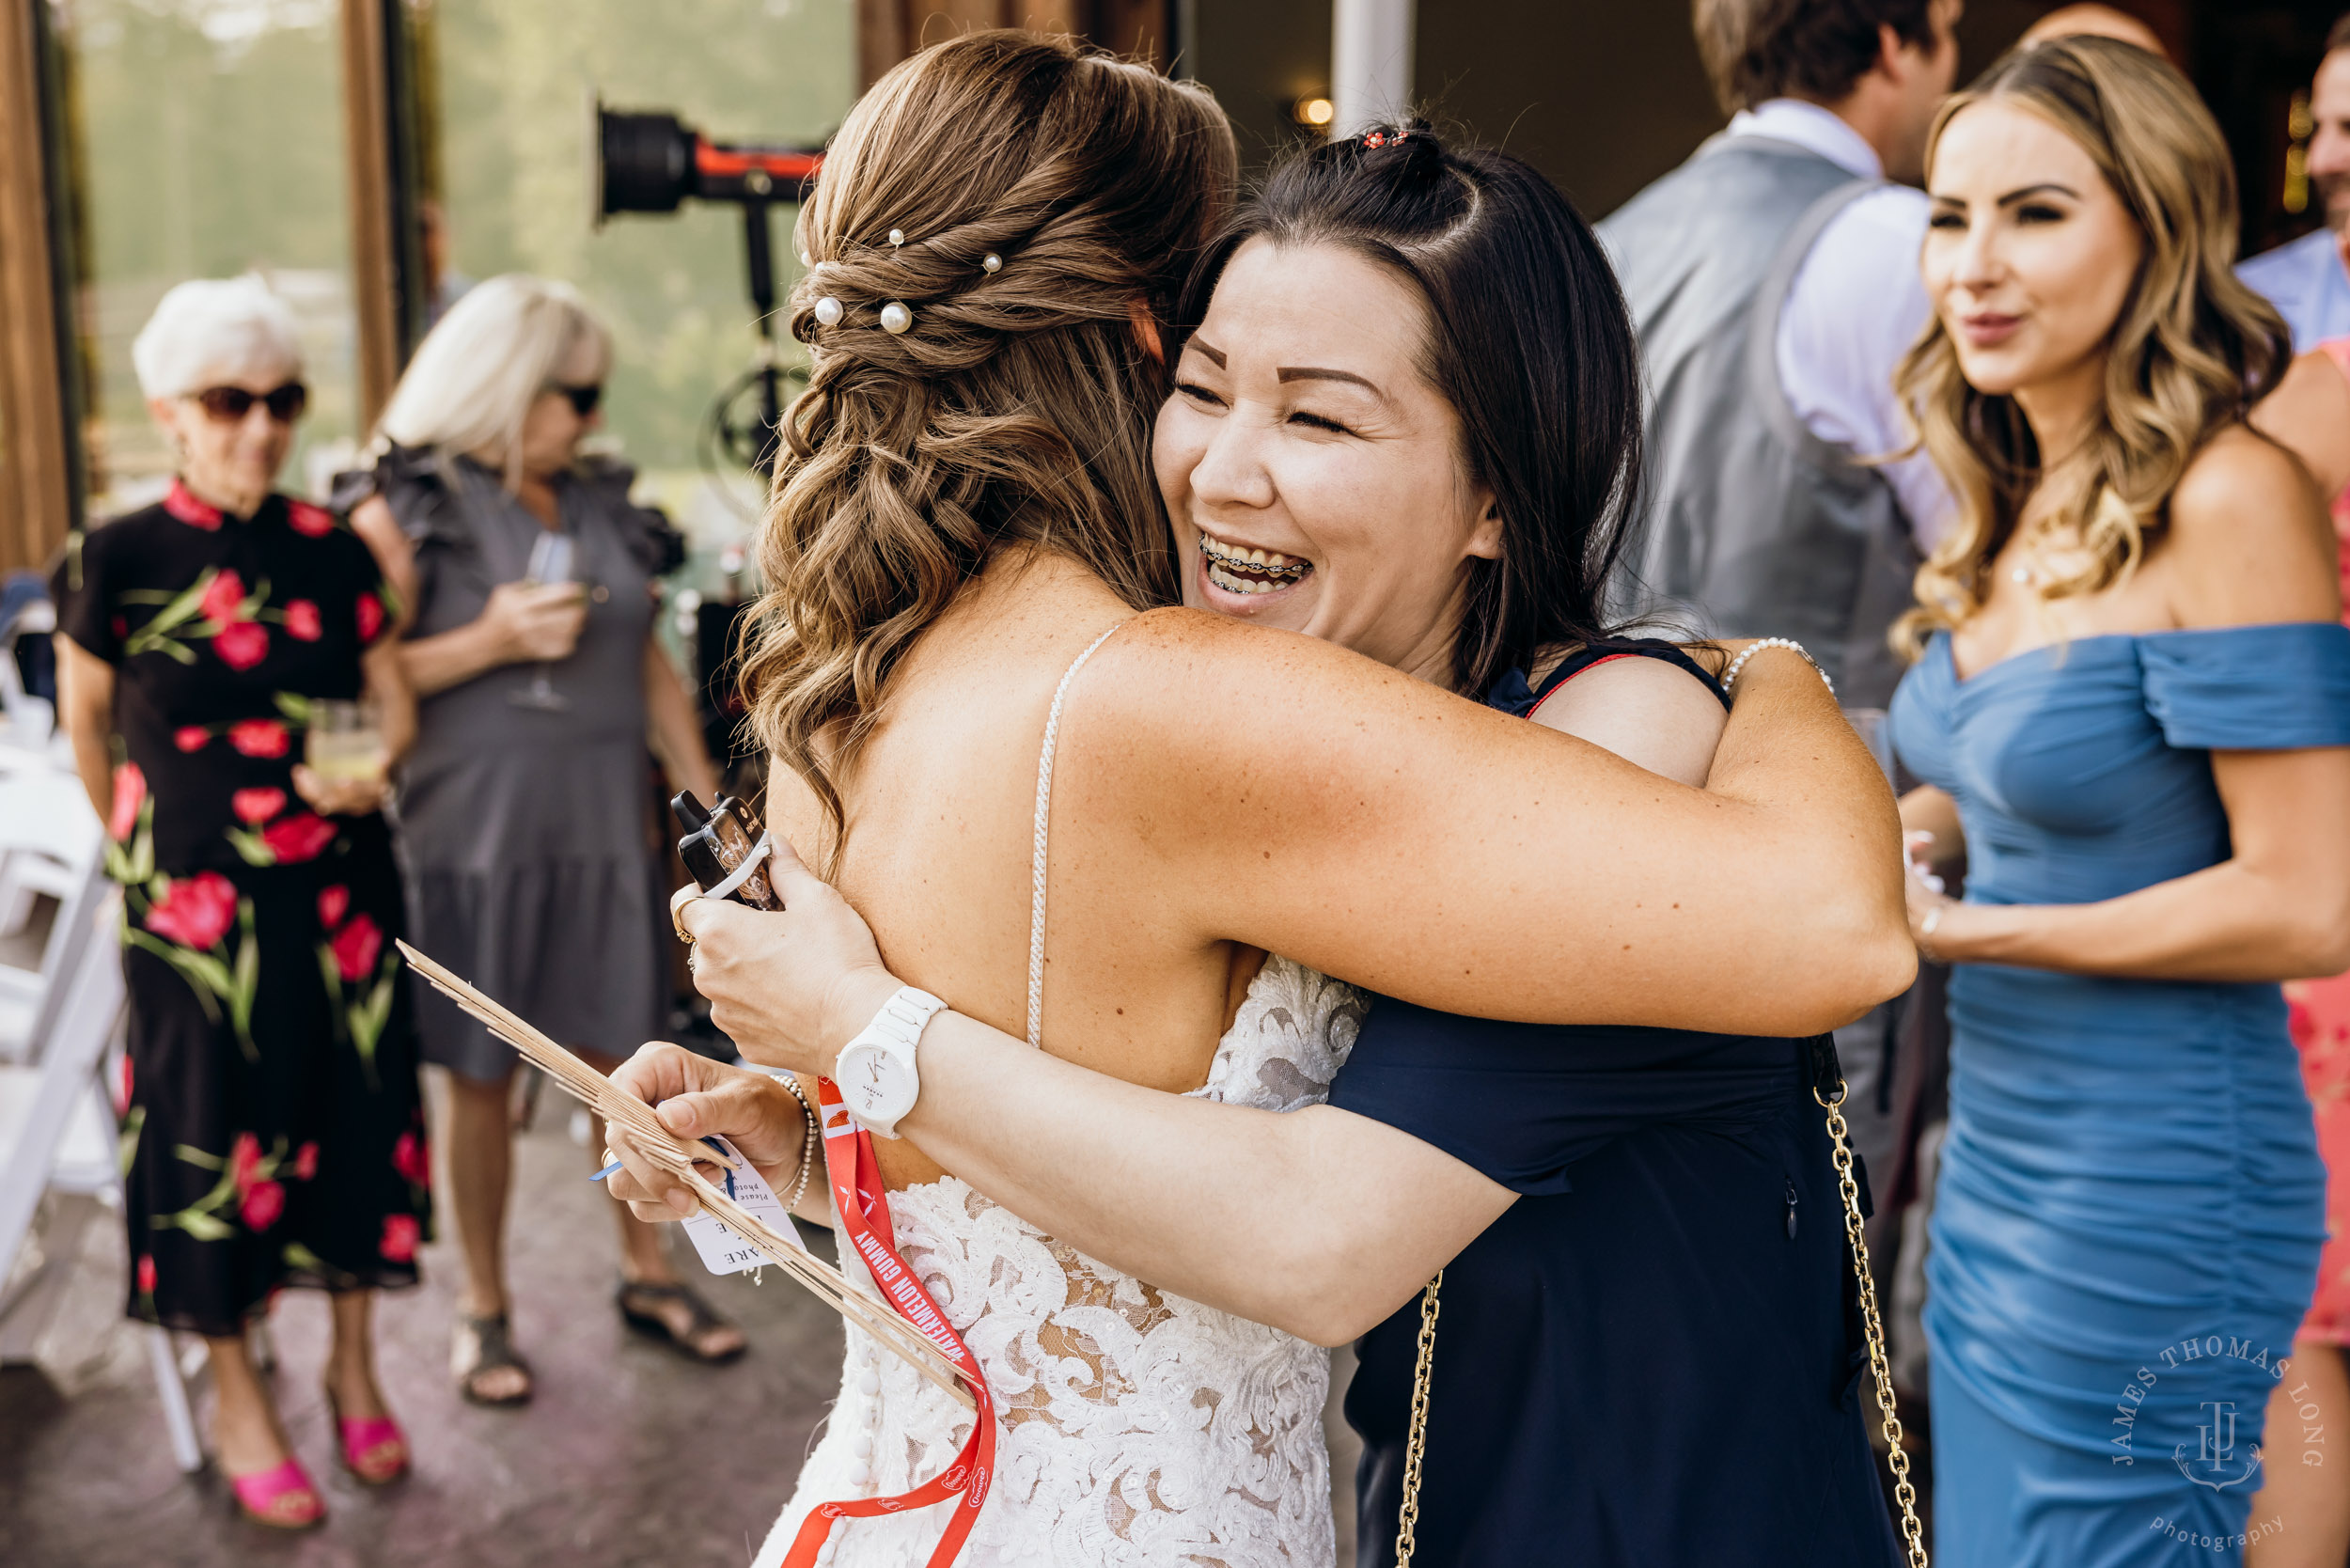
[588,1137,738,1198]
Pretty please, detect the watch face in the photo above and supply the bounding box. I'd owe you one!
[841,1044,916,1124]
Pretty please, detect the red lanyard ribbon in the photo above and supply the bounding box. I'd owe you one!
[779,1079,996,1568]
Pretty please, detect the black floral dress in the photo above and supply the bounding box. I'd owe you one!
[55,480,431,1337]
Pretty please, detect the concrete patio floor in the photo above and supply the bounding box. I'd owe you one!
[1,1070,1360,1567]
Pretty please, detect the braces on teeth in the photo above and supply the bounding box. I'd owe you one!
[1199,535,1310,594]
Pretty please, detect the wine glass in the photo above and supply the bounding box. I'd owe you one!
[509,530,577,712]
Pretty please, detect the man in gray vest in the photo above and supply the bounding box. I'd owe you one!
[1602,0,1959,713]
[1599,0,1961,1301]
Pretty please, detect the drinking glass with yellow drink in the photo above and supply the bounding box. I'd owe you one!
[306,698,387,784]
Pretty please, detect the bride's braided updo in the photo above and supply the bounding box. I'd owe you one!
[742,30,1236,850]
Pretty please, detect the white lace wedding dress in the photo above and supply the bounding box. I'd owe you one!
[752,631,1363,1568]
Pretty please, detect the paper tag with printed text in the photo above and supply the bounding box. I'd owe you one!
[680,1134,808,1276]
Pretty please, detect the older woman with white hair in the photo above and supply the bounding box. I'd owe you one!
[53,274,430,1529]
[341,274,733,1407]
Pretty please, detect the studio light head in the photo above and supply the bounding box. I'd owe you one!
[593,102,822,223]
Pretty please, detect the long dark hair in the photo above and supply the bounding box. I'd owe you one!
[1173,124,1645,698]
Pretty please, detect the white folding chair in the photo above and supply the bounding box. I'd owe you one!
[0,884,201,1472]
[0,767,104,1057]
[0,594,57,763]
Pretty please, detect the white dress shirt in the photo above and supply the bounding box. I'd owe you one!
[1730,99,1955,549]
[2238,227,2350,353]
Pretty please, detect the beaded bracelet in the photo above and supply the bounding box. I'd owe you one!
[774,1072,820,1214]
[1719,636,1834,698]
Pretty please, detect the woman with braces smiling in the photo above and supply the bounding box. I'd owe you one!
[620,102,1912,1568]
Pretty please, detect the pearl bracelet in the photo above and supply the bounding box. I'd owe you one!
[780,1074,819,1214]
[1719,636,1834,698]
[771,1071,820,1214]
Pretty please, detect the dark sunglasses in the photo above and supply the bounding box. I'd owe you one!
[552,384,603,418]
[189,383,308,424]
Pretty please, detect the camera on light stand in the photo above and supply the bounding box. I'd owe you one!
[590,101,824,775]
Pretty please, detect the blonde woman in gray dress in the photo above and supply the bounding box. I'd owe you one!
[342,275,736,1404]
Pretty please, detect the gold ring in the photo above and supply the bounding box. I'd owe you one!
[668,884,699,944]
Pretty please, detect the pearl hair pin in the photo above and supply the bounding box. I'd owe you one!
[813,297,844,328]
[887,228,905,248]
[981,252,1003,274]
[880,301,914,335]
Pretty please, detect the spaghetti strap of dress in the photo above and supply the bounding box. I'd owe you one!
[1026,622,1129,1048]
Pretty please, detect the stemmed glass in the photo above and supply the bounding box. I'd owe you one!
[509,530,577,712]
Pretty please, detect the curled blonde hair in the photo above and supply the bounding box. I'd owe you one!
[1893,36,2289,655]
[739,30,1237,853]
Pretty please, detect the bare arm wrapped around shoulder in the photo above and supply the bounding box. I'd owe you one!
[1087,611,1912,1033]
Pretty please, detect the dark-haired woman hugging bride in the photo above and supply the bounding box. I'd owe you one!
[616,31,1909,1568]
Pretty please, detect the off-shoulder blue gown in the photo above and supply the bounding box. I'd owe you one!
[1887,623,2350,1567]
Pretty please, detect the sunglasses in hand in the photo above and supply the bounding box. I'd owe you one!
[188,383,309,424]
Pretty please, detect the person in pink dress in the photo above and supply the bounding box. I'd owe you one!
[2247,332,2350,1566]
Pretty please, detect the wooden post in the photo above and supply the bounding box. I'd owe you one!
[859,1,1172,89]
[0,0,76,573]
[339,0,404,433]
[857,0,908,91]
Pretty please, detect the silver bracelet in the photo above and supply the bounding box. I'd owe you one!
[772,1072,819,1213]
[1719,636,1834,698]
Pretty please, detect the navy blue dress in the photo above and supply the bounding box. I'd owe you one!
[1334,642,1901,1567]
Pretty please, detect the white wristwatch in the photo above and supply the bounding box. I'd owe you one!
[832,986,948,1138]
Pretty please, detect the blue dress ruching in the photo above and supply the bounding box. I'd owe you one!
[1887,623,2350,1566]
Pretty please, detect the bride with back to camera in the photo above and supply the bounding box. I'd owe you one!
[613,30,1913,1568]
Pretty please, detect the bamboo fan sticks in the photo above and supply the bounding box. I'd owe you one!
[395,941,977,1412]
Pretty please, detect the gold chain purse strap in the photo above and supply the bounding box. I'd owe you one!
[1389,1054,1928,1568]
[1817,1068,1930,1568]
[1392,1269,1442,1567]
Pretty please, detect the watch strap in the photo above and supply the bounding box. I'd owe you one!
[869,986,947,1053]
[839,986,946,1137]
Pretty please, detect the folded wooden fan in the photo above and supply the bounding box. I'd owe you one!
[397,941,975,1410]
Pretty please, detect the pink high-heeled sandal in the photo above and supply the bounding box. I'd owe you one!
[326,1387,409,1484]
[228,1456,326,1529]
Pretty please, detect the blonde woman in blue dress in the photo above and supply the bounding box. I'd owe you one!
[1887,39,2350,1567]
